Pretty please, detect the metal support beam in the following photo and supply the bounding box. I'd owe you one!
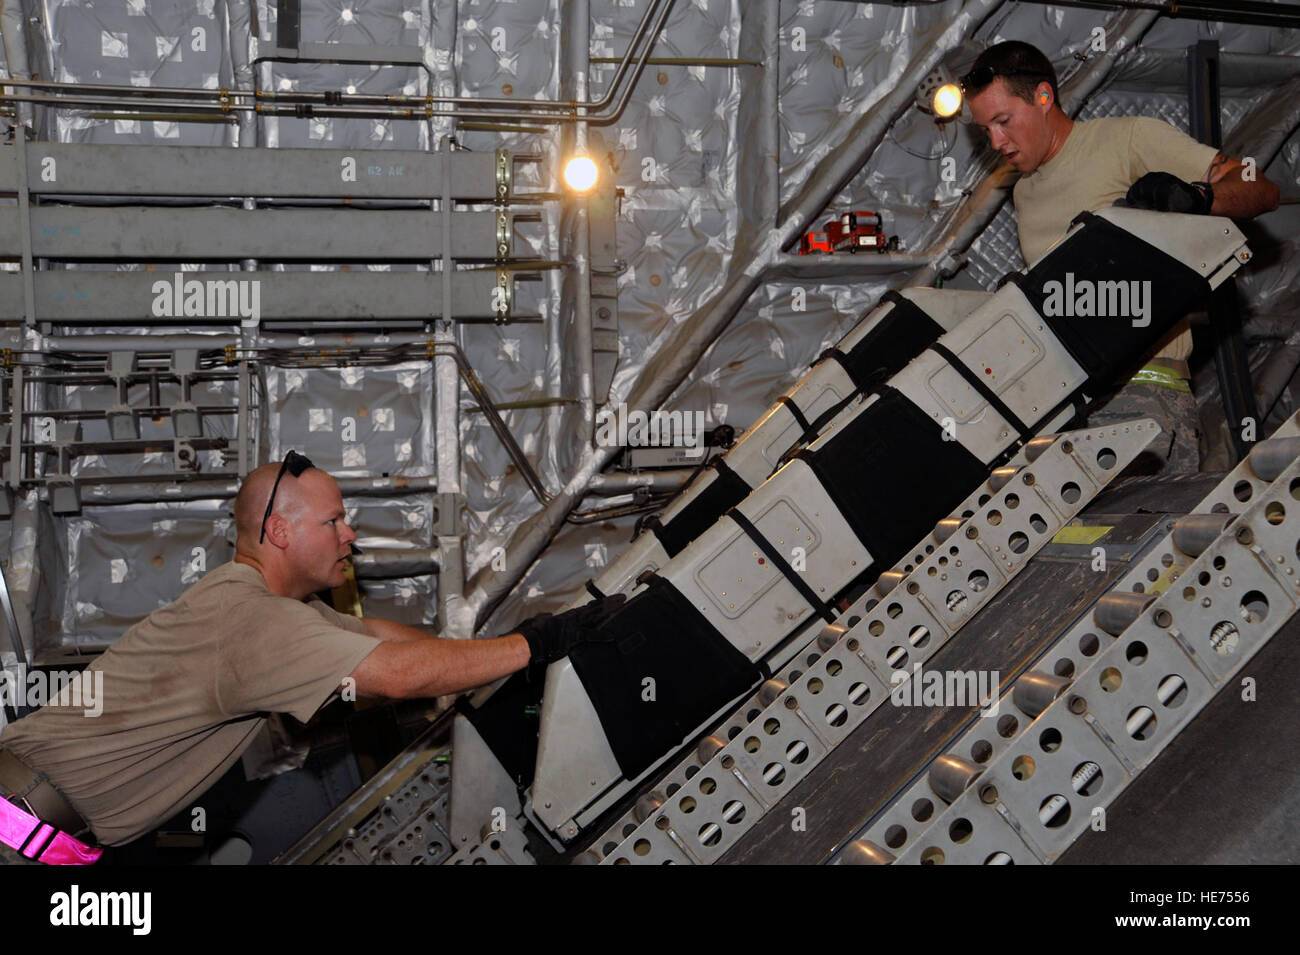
[0,206,506,261]
[0,142,506,201]
[434,139,468,639]
[0,271,513,324]
[563,0,595,445]
[1190,40,1258,464]
[737,0,780,237]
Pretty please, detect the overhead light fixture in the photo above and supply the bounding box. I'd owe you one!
[932,82,963,119]
[563,155,599,192]
[916,65,964,123]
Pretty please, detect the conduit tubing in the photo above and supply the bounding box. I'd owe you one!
[0,0,679,128]
[78,474,438,506]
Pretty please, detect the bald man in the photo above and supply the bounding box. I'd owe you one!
[0,453,607,862]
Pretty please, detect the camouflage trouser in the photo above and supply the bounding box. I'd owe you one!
[1090,370,1200,475]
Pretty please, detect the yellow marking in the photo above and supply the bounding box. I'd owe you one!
[1051,525,1113,545]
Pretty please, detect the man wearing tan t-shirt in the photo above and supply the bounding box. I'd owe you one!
[966,40,1279,472]
[0,452,620,861]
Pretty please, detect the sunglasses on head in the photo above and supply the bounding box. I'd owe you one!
[259,450,315,544]
[959,66,1049,94]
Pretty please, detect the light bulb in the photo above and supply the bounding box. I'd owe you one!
[564,155,599,192]
[933,83,962,119]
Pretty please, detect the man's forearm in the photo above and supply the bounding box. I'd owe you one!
[1210,175,1280,219]
[1206,154,1280,220]
[351,631,531,698]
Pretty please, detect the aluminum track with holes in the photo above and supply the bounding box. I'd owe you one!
[835,416,1300,863]
[320,756,455,865]
[829,414,1300,865]
[542,432,1108,862]
[271,735,455,866]
[591,420,1160,863]
[438,419,1158,864]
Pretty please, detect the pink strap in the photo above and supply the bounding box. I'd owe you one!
[20,823,54,858]
[39,829,103,865]
[0,795,101,864]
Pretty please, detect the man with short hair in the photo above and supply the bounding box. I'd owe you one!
[0,452,611,862]
[964,40,1279,472]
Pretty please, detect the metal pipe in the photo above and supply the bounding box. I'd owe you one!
[566,498,668,523]
[737,0,781,237]
[7,405,233,421]
[227,0,260,477]
[576,0,675,118]
[5,488,39,668]
[430,343,551,507]
[0,91,423,116]
[763,251,937,280]
[424,0,458,151]
[258,333,433,349]
[590,57,759,67]
[41,335,238,352]
[565,0,596,448]
[77,474,437,506]
[1008,0,1300,29]
[465,0,1008,630]
[87,112,236,124]
[588,0,679,128]
[0,0,34,130]
[226,0,257,151]
[353,547,439,580]
[587,469,696,494]
[1,0,679,128]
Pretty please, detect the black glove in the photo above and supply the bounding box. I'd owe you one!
[1124,172,1213,215]
[515,594,627,665]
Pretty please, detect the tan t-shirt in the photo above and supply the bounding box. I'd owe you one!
[1014,116,1220,363]
[0,561,379,846]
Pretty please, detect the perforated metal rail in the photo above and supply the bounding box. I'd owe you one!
[572,424,1118,858]
[837,413,1300,864]
[593,421,1160,864]
[318,749,454,866]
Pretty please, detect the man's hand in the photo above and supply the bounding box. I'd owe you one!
[516,594,627,665]
[1125,172,1214,214]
